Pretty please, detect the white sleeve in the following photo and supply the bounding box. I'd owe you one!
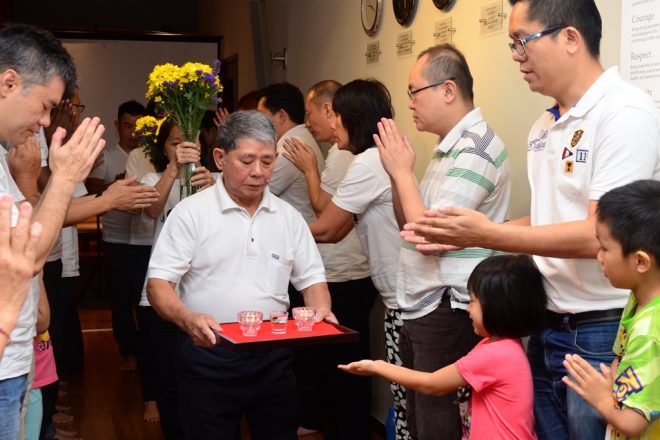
[0,158,21,225]
[589,106,660,199]
[320,148,354,195]
[268,154,301,196]
[332,157,385,215]
[125,150,140,178]
[147,202,197,285]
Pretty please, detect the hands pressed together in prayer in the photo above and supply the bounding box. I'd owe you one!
[282,137,319,175]
[374,118,416,180]
[49,117,106,187]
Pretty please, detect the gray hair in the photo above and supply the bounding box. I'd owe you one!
[417,44,474,104]
[218,110,276,152]
[0,24,77,97]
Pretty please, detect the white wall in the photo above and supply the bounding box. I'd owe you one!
[198,0,623,423]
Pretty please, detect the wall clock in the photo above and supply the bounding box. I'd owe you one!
[433,0,456,12]
[361,0,383,37]
[393,0,417,26]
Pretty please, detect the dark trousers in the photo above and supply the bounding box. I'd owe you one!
[290,277,378,439]
[43,261,83,376]
[399,299,480,440]
[176,332,298,440]
[137,306,182,440]
[104,242,151,358]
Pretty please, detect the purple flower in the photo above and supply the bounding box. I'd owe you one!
[212,59,221,75]
[195,69,203,76]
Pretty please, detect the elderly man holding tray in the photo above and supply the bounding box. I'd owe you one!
[147,110,336,440]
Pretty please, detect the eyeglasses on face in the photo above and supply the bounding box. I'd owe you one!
[509,25,564,56]
[407,78,455,101]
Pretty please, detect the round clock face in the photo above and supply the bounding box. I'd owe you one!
[393,0,417,26]
[361,0,383,36]
[433,0,455,11]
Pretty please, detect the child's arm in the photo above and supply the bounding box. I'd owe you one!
[339,359,467,397]
[562,354,649,437]
[36,273,50,335]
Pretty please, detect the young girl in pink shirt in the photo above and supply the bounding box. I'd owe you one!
[340,254,547,439]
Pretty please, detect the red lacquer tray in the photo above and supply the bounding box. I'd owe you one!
[214,320,359,351]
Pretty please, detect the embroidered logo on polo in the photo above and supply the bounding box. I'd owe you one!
[564,160,574,174]
[614,366,643,401]
[528,129,548,152]
[570,129,584,148]
[562,129,586,173]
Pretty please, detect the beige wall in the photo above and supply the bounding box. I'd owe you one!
[199,0,623,423]
[263,0,620,218]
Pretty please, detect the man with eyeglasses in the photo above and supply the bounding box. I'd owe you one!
[401,1,660,439]
[375,43,511,440]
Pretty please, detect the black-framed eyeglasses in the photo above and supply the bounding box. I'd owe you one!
[509,25,564,56]
[71,103,85,113]
[407,78,455,101]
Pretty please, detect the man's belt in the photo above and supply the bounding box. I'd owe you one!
[545,308,624,331]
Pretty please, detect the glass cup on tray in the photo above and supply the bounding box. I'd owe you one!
[237,311,263,337]
[292,307,316,332]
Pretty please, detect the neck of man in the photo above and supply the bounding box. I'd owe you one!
[554,59,604,116]
[435,102,475,139]
[277,120,298,140]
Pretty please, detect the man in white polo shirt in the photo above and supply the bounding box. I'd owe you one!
[147,110,335,440]
[0,24,105,438]
[402,1,660,439]
[257,82,325,224]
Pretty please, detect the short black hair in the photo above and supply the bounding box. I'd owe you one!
[597,179,660,264]
[259,82,305,124]
[150,118,175,173]
[0,23,77,98]
[331,79,394,154]
[117,100,145,120]
[508,0,602,59]
[468,254,547,338]
[417,44,474,104]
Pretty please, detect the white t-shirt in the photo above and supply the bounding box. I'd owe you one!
[138,171,220,306]
[88,143,132,244]
[528,67,660,313]
[270,124,325,224]
[332,147,400,308]
[125,148,156,246]
[317,145,370,282]
[148,176,326,323]
[0,145,39,380]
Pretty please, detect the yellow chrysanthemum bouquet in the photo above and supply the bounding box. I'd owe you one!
[146,60,222,198]
[134,115,165,163]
